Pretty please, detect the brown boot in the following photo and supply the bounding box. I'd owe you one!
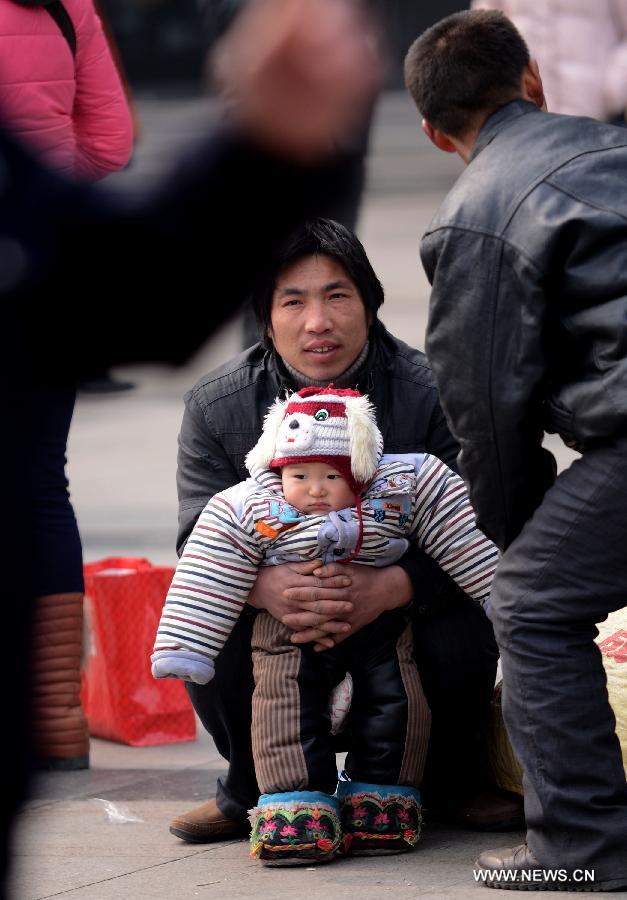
[30,593,89,770]
[170,799,249,843]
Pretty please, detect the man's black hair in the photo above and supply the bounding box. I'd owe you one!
[251,217,384,341]
[404,10,530,138]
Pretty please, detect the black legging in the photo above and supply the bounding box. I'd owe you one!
[28,383,83,596]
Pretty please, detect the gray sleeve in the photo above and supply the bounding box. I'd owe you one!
[176,390,240,555]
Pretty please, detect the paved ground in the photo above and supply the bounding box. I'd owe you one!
[10,90,595,900]
[12,731,529,900]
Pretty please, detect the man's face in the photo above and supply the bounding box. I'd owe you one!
[268,254,370,381]
[281,462,355,514]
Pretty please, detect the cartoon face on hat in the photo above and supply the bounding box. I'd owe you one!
[246,386,383,492]
[275,409,317,454]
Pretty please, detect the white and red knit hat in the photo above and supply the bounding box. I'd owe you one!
[245,386,383,492]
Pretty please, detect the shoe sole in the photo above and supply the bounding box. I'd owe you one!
[261,855,337,867]
[169,826,248,844]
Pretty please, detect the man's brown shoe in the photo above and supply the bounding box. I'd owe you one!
[169,799,249,843]
[475,843,627,891]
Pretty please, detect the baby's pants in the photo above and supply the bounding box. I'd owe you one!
[251,610,430,795]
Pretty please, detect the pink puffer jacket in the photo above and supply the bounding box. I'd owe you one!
[472,0,627,121]
[0,0,133,181]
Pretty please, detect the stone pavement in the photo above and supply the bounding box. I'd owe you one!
[12,731,527,900]
[10,90,595,900]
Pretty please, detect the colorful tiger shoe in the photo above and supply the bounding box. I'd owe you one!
[337,782,422,856]
[248,791,342,866]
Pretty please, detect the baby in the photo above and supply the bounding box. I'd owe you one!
[152,386,498,864]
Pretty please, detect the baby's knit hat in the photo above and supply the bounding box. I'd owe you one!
[245,385,383,492]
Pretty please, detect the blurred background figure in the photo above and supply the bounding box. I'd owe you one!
[472,0,627,122]
[0,0,137,396]
[0,0,134,773]
[2,0,381,895]
[201,0,381,233]
[0,0,133,179]
[199,0,382,348]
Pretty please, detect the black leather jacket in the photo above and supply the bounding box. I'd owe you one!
[176,322,460,603]
[421,100,627,551]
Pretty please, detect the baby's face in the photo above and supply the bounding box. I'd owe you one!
[281,462,354,514]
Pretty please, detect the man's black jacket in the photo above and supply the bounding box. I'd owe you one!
[176,321,460,603]
[421,100,627,551]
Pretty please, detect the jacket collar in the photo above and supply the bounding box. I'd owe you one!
[471,99,540,162]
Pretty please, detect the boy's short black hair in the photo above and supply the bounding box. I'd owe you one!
[251,218,384,341]
[404,10,530,138]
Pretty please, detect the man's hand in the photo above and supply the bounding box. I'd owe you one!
[248,560,354,640]
[285,563,413,650]
[212,0,382,163]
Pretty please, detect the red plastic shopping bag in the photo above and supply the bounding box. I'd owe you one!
[81,557,196,746]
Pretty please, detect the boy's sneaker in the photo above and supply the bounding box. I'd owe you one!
[337,781,422,856]
[249,791,341,866]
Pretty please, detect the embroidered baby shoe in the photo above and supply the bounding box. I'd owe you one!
[249,790,341,865]
[337,781,422,856]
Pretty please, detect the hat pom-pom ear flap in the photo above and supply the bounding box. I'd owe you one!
[345,395,383,486]
[245,397,288,473]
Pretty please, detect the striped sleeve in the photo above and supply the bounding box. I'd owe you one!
[408,454,499,606]
[152,490,263,675]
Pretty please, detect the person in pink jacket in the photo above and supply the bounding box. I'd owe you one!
[0,0,133,181]
[0,0,133,769]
